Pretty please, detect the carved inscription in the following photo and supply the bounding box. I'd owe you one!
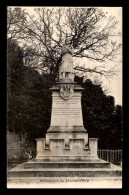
[53,99,79,105]
[51,97,83,126]
[53,108,81,115]
[53,99,81,116]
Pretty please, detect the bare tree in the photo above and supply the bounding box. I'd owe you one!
[7,7,122,78]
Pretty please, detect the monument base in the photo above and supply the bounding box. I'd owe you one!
[8,136,122,181]
[36,132,98,161]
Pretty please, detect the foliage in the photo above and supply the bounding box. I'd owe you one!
[7,39,53,144]
[7,7,121,78]
[7,131,22,160]
[75,76,122,149]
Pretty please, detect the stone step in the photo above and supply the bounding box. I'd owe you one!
[23,161,110,169]
[35,155,98,161]
[32,157,101,162]
[8,169,122,178]
[8,164,122,178]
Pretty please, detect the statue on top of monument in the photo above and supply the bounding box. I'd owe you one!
[59,38,74,82]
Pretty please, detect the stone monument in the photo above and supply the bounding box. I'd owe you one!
[8,39,122,184]
[36,38,98,161]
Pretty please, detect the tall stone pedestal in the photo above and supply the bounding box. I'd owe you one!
[35,82,98,161]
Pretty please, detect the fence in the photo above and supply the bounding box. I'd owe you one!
[98,149,122,166]
[7,149,122,169]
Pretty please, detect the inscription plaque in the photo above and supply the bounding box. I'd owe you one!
[50,96,83,127]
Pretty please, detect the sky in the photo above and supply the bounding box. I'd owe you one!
[9,7,122,105]
[75,7,122,105]
[75,7,122,106]
[101,7,122,106]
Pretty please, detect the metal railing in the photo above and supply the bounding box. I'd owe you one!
[98,149,122,166]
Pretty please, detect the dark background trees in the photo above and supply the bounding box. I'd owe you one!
[7,39,122,149]
[7,39,53,146]
[75,76,122,149]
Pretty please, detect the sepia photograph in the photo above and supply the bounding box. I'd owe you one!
[7,6,122,188]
